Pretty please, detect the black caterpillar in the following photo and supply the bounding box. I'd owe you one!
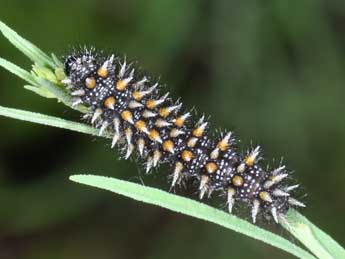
[62,48,305,224]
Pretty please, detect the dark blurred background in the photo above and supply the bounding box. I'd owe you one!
[0,1,344,258]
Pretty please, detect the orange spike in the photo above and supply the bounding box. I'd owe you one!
[116,77,132,91]
[232,175,244,187]
[173,112,190,128]
[159,104,181,118]
[149,129,162,143]
[121,110,134,124]
[104,96,116,110]
[97,61,109,78]
[187,137,198,148]
[162,140,175,153]
[85,77,96,89]
[205,162,218,174]
[181,150,193,162]
[192,122,207,137]
[217,132,232,151]
[245,146,260,166]
[135,120,149,134]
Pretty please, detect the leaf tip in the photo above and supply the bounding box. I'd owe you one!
[69,174,85,183]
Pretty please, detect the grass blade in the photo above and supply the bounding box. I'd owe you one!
[282,210,345,259]
[23,85,56,99]
[35,78,89,113]
[51,53,64,68]
[69,174,316,259]
[0,20,55,68]
[0,105,99,136]
[0,57,37,85]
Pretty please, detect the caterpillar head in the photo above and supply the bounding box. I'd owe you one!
[64,52,98,85]
[62,51,120,109]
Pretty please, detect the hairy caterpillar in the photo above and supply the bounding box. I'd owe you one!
[62,47,305,224]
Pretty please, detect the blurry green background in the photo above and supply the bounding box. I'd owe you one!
[0,0,344,258]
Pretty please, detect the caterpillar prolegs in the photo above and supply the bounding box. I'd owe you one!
[62,48,305,224]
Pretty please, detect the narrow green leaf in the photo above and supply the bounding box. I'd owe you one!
[0,57,37,85]
[69,174,316,259]
[23,85,56,99]
[36,78,89,113]
[35,78,69,102]
[32,63,59,83]
[54,67,66,81]
[282,210,345,259]
[0,105,99,136]
[0,20,55,68]
[0,56,86,112]
[51,53,64,68]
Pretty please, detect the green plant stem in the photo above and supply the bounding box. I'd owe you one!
[0,105,100,137]
[0,57,37,85]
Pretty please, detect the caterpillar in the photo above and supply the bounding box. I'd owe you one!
[62,47,305,224]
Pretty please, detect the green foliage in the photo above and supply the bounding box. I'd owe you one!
[0,57,37,85]
[0,20,55,68]
[69,174,315,259]
[0,17,344,259]
[282,211,345,259]
[0,105,99,137]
